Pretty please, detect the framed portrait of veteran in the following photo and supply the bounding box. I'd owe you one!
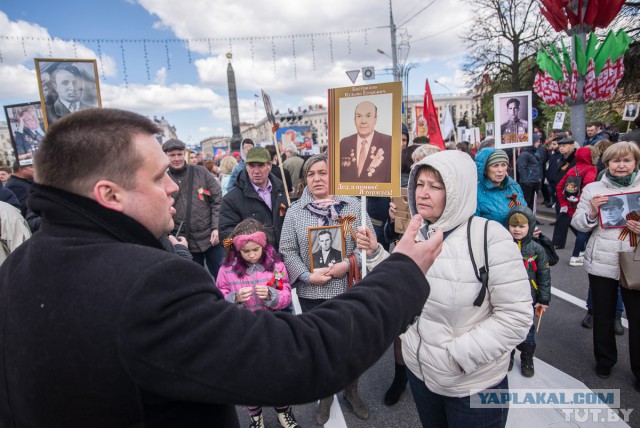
[622,102,639,121]
[3,101,45,167]
[329,81,402,197]
[494,91,532,149]
[34,58,102,130]
[599,191,640,229]
[308,225,345,272]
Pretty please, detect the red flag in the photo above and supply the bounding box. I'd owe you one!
[570,60,578,101]
[583,59,596,101]
[422,79,445,149]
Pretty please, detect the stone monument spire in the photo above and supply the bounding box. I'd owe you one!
[226,53,242,150]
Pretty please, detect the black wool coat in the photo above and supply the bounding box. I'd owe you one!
[0,184,429,428]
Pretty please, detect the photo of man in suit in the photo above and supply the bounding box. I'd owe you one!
[312,229,342,270]
[45,63,94,125]
[14,107,45,160]
[624,103,639,120]
[600,196,627,227]
[340,101,392,183]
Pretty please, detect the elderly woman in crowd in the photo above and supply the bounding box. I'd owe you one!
[279,154,374,424]
[357,150,532,427]
[475,148,526,227]
[572,142,640,391]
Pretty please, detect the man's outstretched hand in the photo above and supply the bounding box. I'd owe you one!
[393,215,443,274]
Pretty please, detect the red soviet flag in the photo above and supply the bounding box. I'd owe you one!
[422,79,445,150]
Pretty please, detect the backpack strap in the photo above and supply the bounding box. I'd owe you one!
[467,216,490,307]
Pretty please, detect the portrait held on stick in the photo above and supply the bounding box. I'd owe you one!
[308,225,345,272]
[3,102,45,166]
[494,91,533,149]
[622,102,639,121]
[329,82,402,197]
[35,58,102,130]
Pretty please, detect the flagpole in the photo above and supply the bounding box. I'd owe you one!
[361,196,367,277]
[271,131,291,207]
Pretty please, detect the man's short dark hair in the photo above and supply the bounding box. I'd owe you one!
[35,108,161,195]
[51,63,83,81]
[506,98,520,109]
[588,121,603,129]
[318,230,332,240]
[241,138,255,148]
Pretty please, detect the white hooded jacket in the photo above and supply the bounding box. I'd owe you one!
[367,151,532,397]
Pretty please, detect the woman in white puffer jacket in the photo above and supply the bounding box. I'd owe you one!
[571,141,640,389]
[357,151,532,427]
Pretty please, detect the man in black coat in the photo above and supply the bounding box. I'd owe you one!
[0,108,444,428]
[219,147,289,250]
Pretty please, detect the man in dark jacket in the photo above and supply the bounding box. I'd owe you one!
[0,108,443,428]
[551,137,577,248]
[545,138,563,209]
[164,138,223,278]
[516,145,541,211]
[219,147,289,250]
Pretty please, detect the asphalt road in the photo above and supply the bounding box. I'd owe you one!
[237,203,638,428]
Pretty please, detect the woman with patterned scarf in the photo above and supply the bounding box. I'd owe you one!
[572,141,640,391]
[279,154,374,425]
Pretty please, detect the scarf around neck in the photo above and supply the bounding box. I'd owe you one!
[605,170,638,188]
[306,198,346,225]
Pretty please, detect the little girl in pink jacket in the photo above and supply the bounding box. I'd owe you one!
[216,219,298,428]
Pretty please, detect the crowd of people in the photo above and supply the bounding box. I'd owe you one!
[0,107,639,428]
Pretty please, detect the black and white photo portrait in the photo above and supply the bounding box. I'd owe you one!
[308,225,345,271]
[35,59,102,129]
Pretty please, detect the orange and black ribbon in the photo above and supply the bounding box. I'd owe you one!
[338,214,358,241]
[618,211,640,247]
[507,193,522,208]
[223,238,234,249]
[272,123,280,133]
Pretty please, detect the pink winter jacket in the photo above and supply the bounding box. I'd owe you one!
[216,261,292,311]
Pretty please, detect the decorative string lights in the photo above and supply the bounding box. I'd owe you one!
[0,28,377,81]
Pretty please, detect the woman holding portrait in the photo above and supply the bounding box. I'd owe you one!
[279,154,374,424]
[571,142,640,390]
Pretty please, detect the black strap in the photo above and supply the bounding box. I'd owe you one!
[468,217,490,307]
[184,165,195,240]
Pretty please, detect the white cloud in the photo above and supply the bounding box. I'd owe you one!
[101,82,225,114]
[154,67,167,85]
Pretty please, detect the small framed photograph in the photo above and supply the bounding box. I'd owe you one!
[494,91,532,149]
[552,112,566,129]
[485,122,494,138]
[3,101,45,167]
[34,58,102,130]
[308,225,345,272]
[622,102,639,121]
[598,191,640,229]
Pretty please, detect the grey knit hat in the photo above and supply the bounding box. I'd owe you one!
[486,149,509,168]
